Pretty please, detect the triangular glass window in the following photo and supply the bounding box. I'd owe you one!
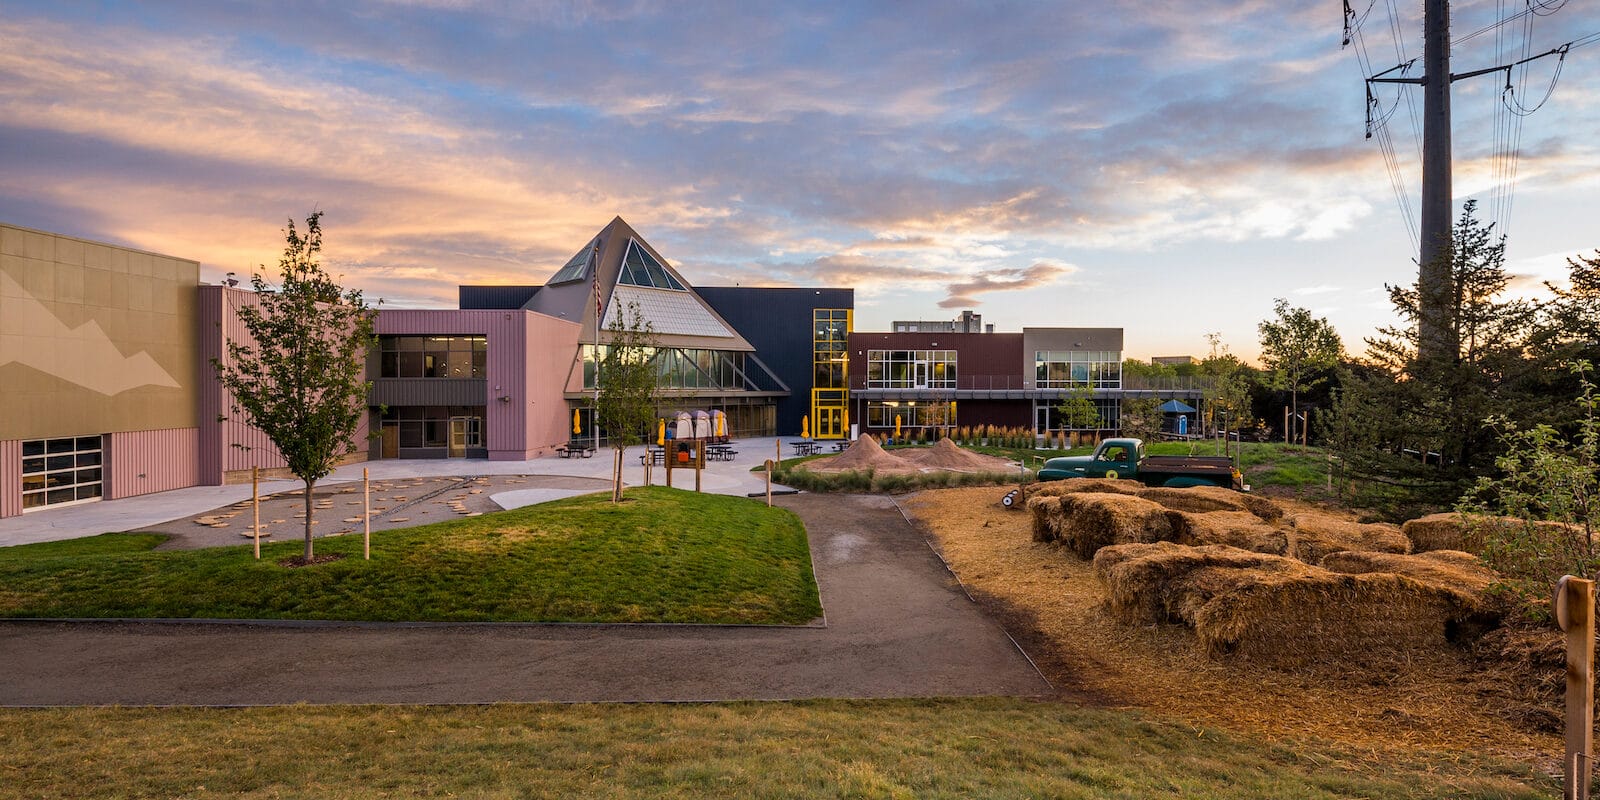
[549,239,594,285]
[620,239,686,291]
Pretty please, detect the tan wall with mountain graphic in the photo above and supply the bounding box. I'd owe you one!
[0,224,199,441]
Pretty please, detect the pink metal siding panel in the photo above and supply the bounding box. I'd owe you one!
[0,439,21,518]
[197,286,226,484]
[105,428,201,500]
[374,309,580,461]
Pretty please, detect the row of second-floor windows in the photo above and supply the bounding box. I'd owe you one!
[583,345,748,390]
[1034,350,1121,389]
[865,350,957,389]
[378,335,488,379]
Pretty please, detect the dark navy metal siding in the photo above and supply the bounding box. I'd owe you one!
[698,287,854,436]
[458,285,540,309]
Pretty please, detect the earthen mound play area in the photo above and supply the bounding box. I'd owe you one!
[800,436,1016,475]
[901,484,1569,762]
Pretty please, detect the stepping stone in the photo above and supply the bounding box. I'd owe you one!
[343,517,363,523]
[465,512,482,517]
[469,489,483,495]
[271,519,286,524]
[209,523,230,529]
[389,517,410,523]
[239,530,271,537]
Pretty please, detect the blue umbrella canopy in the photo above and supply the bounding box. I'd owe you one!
[1158,400,1198,414]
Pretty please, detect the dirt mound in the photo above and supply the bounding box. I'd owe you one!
[1286,513,1410,563]
[802,435,920,474]
[1029,492,1181,558]
[898,438,1015,472]
[1095,541,1481,668]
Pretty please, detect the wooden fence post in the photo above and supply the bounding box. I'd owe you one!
[363,468,371,561]
[252,466,260,560]
[1556,575,1595,800]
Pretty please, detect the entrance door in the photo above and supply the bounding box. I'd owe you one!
[448,418,469,457]
[816,407,843,438]
[381,426,399,459]
[913,362,929,388]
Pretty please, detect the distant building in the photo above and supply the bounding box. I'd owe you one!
[1151,355,1195,366]
[891,309,992,334]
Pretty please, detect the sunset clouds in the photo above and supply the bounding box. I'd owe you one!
[2,1,1598,356]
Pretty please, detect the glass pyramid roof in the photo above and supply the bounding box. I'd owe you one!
[619,239,686,291]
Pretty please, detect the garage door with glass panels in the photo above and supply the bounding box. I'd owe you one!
[21,436,103,511]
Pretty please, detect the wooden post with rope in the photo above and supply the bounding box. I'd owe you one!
[1556,575,1594,800]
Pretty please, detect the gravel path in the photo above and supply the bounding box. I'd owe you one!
[0,493,1049,706]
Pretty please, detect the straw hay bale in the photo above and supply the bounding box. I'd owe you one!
[1030,492,1181,558]
[1192,570,1467,668]
[1318,549,1495,597]
[1169,511,1289,555]
[1402,512,1479,553]
[1286,512,1410,563]
[1137,486,1286,523]
[1096,541,1484,668]
[1136,487,1246,515]
[1027,478,1146,501]
[1094,542,1295,625]
[1402,511,1583,555]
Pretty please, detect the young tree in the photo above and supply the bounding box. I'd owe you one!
[1056,387,1102,431]
[214,212,376,562]
[1257,299,1343,446]
[595,301,659,502]
[1119,396,1164,441]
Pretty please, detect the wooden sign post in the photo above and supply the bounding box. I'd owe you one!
[362,468,371,561]
[251,466,261,560]
[765,459,774,507]
[1556,575,1595,800]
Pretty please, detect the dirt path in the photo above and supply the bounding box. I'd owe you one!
[0,494,1049,706]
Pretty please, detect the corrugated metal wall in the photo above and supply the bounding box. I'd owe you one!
[375,309,580,461]
[0,439,20,518]
[105,428,201,500]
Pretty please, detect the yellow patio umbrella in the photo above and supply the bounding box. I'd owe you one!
[801,415,810,439]
[572,408,582,435]
[657,418,666,446]
[894,414,902,439]
[717,413,725,438]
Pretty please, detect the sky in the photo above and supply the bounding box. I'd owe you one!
[2,0,1599,363]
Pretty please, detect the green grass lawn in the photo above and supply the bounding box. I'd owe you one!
[0,699,1552,799]
[0,487,820,624]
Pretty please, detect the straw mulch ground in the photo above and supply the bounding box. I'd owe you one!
[900,486,1557,763]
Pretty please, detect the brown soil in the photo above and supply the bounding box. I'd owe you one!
[277,553,346,568]
[900,485,1557,765]
[804,437,1013,475]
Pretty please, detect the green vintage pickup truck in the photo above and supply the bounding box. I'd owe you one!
[1037,437,1246,491]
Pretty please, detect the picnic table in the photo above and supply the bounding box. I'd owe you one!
[790,441,821,456]
[707,444,738,461]
[557,441,596,458]
[639,447,665,466]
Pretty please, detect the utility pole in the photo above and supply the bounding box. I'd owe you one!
[1364,1,1576,367]
[1417,0,1454,365]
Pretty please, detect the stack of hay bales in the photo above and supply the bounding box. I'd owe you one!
[1095,541,1490,668]
[1402,511,1585,555]
[1025,478,1146,501]
[1023,478,1510,667]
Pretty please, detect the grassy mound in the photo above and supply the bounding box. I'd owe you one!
[0,487,821,624]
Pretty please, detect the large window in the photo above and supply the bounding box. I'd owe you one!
[865,350,957,389]
[1034,350,1121,389]
[618,239,687,291]
[865,401,955,428]
[381,406,485,450]
[813,309,850,390]
[582,345,748,390]
[21,436,103,511]
[548,239,595,284]
[379,336,487,379]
